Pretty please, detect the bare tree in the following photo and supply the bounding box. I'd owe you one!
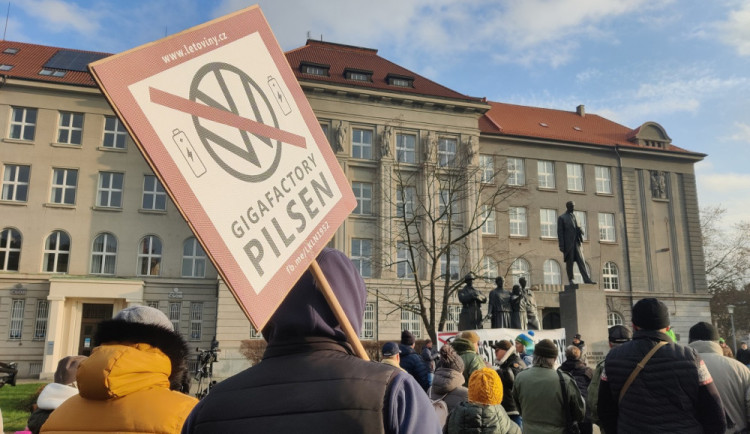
[701,205,750,294]
[377,136,519,342]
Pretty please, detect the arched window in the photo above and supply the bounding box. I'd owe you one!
[91,232,117,275]
[608,312,624,327]
[137,235,162,276]
[603,262,619,290]
[182,237,206,278]
[44,230,70,273]
[543,259,561,285]
[0,228,22,271]
[482,257,498,279]
[511,258,530,286]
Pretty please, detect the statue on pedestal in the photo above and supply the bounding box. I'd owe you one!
[510,284,526,329]
[487,276,512,328]
[557,201,596,285]
[458,274,486,330]
[520,277,540,330]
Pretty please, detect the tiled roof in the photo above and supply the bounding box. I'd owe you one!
[0,40,109,88]
[480,101,693,153]
[285,40,482,103]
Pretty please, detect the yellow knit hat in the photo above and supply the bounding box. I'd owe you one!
[468,367,503,405]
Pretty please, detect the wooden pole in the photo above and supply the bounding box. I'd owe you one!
[309,260,370,360]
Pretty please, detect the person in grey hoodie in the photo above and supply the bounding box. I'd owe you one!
[689,321,750,434]
[430,344,468,413]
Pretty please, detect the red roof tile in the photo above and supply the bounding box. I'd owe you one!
[285,40,481,103]
[480,101,693,153]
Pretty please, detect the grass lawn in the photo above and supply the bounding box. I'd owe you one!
[0,383,46,432]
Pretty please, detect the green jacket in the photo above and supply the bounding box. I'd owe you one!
[451,337,486,386]
[446,401,522,434]
[512,366,585,434]
[587,360,605,428]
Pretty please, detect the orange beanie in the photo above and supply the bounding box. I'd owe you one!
[468,367,503,405]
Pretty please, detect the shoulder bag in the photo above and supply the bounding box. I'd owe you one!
[557,369,581,434]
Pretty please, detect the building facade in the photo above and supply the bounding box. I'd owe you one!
[1,39,710,380]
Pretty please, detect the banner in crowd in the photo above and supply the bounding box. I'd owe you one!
[438,328,568,365]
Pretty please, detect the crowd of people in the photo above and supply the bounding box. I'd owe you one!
[14,248,750,433]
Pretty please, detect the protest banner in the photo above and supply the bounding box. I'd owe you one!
[89,6,365,357]
[438,328,568,365]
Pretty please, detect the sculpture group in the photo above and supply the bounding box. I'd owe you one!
[456,200,594,331]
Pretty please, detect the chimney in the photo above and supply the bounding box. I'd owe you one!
[576,104,585,117]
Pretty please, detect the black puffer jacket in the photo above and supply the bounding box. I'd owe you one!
[399,344,430,391]
[598,329,726,434]
[495,351,525,415]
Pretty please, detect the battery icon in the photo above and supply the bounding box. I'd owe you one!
[172,129,207,178]
[267,76,292,115]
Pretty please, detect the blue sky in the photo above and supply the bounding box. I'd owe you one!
[5,0,750,227]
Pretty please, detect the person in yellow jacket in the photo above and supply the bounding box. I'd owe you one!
[42,306,198,433]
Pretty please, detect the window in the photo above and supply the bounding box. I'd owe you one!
[9,107,37,140]
[444,305,461,332]
[91,233,117,275]
[0,64,12,71]
[169,302,181,331]
[3,47,19,54]
[182,237,207,278]
[511,258,530,285]
[599,213,616,242]
[44,230,70,273]
[440,250,460,280]
[396,186,415,218]
[97,172,124,208]
[538,160,555,189]
[50,168,78,205]
[352,128,373,159]
[190,302,203,340]
[0,228,22,271]
[34,300,49,340]
[509,207,527,237]
[574,211,588,241]
[595,166,612,194]
[608,312,624,327]
[482,257,498,279]
[142,175,167,211]
[480,155,494,183]
[401,305,421,338]
[57,112,84,145]
[2,164,30,202]
[301,63,329,76]
[397,242,414,279]
[567,163,584,191]
[352,182,372,215]
[345,69,372,82]
[573,262,591,284]
[543,259,562,284]
[481,205,496,235]
[387,74,414,87]
[396,133,416,163]
[249,325,263,339]
[351,238,372,278]
[146,301,159,308]
[138,235,162,276]
[439,190,461,222]
[507,157,525,186]
[361,302,375,340]
[536,208,558,239]
[603,262,620,290]
[438,138,457,167]
[9,299,24,339]
[102,116,127,149]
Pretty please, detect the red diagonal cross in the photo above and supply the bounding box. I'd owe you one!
[149,87,306,149]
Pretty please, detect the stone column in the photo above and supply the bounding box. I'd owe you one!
[41,295,65,380]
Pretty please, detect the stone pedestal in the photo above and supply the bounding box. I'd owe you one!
[559,286,609,365]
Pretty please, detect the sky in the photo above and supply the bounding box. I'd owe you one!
[4,0,749,228]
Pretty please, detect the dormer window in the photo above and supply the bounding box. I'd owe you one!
[3,47,19,55]
[300,62,330,77]
[386,73,414,88]
[344,68,372,82]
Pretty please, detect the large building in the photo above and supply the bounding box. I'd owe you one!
[0,39,710,380]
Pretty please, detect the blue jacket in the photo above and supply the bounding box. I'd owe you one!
[399,343,431,391]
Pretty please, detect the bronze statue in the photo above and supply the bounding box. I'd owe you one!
[520,277,540,330]
[487,276,511,328]
[509,284,525,329]
[557,201,596,285]
[458,273,486,330]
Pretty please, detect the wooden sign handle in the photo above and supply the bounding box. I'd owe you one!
[309,260,370,360]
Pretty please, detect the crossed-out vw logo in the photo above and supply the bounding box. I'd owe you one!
[189,62,282,183]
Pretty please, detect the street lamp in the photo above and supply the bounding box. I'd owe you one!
[728,304,737,355]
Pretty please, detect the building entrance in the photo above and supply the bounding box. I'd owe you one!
[78,303,113,356]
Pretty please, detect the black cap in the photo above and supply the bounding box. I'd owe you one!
[382,342,399,357]
[608,325,632,343]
